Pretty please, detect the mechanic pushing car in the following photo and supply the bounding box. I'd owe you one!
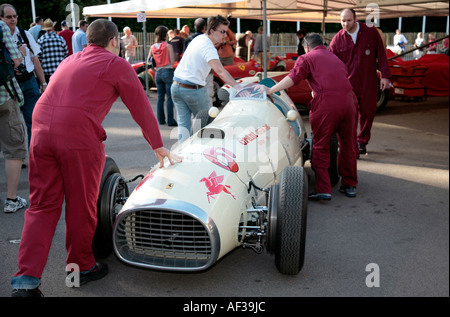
[329,8,391,157]
[258,33,358,200]
[10,19,182,297]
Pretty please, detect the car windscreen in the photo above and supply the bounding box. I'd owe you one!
[230,83,266,101]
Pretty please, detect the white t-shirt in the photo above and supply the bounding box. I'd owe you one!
[13,28,41,73]
[174,34,219,86]
[347,22,360,44]
[394,33,408,46]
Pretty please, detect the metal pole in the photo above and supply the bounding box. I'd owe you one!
[262,0,267,79]
[446,16,449,35]
[422,16,426,36]
[142,12,149,94]
[30,0,36,22]
[107,0,112,21]
[70,0,76,31]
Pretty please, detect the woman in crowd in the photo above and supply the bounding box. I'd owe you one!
[148,25,177,126]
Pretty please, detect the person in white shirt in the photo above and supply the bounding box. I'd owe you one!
[393,29,408,54]
[171,15,242,143]
[413,32,425,59]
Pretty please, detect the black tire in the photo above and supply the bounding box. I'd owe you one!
[275,166,308,275]
[135,64,146,74]
[265,184,279,254]
[191,109,214,135]
[328,133,340,187]
[93,157,129,258]
[376,85,389,113]
[213,77,224,107]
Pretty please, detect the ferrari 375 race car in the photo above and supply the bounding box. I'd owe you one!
[94,77,339,275]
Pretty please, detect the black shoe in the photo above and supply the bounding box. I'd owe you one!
[12,287,44,297]
[308,192,331,201]
[78,262,108,286]
[358,143,367,155]
[339,186,357,198]
[168,121,178,127]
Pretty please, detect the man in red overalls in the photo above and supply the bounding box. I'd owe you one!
[329,8,391,157]
[11,19,181,297]
[258,33,358,200]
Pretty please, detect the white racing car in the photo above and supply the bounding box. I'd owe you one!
[93,78,339,275]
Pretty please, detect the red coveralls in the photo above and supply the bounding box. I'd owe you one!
[289,45,358,194]
[14,45,163,279]
[329,23,391,147]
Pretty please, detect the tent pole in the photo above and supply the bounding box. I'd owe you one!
[142,12,149,95]
[321,0,328,35]
[30,0,36,22]
[262,0,267,79]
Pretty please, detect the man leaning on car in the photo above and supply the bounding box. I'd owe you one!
[10,19,181,297]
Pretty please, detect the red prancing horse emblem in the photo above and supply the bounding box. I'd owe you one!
[200,171,236,204]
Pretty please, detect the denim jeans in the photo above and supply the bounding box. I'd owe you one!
[171,83,209,143]
[155,68,176,125]
[19,76,41,148]
[11,264,99,290]
[11,275,41,290]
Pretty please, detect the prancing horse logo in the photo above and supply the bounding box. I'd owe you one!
[200,171,236,204]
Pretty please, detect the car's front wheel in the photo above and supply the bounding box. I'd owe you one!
[274,166,308,275]
[93,157,129,258]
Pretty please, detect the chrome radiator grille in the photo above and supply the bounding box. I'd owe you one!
[114,209,215,270]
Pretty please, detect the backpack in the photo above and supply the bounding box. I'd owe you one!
[0,29,20,101]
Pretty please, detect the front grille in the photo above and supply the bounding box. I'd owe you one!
[114,209,216,270]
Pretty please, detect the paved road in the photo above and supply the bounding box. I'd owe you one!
[1,93,448,299]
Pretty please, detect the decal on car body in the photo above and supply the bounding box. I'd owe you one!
[200,171,236,204]
[203,147,239,173]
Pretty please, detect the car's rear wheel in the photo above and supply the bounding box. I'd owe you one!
[274,166,308,275]
[213,77,224,107]
[377,82,389,113]
[93,157,129,258]
[191,109,215,135]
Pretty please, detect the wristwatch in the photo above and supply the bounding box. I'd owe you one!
[41,83,47,87]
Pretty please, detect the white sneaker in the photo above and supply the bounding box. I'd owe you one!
[4,196,27,213]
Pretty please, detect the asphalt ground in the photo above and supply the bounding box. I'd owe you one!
[0,92,448,300]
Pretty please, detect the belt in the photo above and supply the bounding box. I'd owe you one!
[173,80,204,89]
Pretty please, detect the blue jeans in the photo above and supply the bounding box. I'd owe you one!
[19,77,41,148]
[155,68,176,125]
[171,83,209,143]
[11,275,41,290]
[11,264,99,290]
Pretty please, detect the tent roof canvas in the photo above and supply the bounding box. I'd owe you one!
[83,0,449,23]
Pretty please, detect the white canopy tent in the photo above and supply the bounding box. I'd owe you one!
[83,0,244,90]
[83,0,449,22]
[82,0,449,78]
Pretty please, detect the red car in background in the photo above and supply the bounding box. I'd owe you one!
[132,54,391,112]
[132,55,314,109]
